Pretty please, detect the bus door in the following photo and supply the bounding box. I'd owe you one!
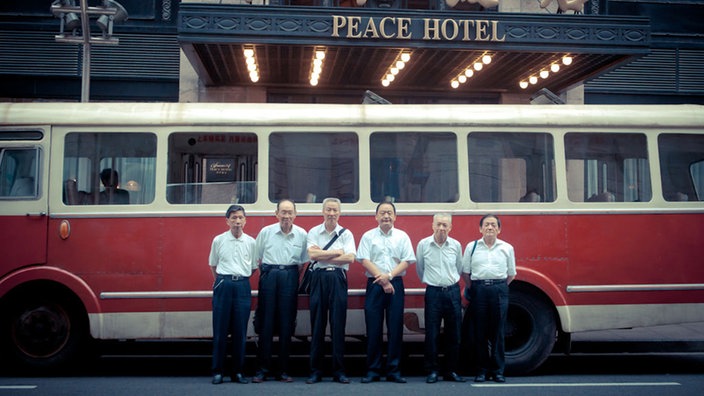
[0,130,49,271]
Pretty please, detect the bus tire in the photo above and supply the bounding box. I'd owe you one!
[0,283,89,372]
[505,287,557,375]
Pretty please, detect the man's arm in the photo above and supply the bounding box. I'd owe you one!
[308,246,342,261]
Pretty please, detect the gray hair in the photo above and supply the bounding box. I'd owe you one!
[322,197,341,208]
[433,213,452,224]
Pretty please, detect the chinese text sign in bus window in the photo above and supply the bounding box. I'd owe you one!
[63,133,156,205]
[658,134,704,201]
[565,133,651,203]
[0,147,40,199]
[468,132,555,203]
[269,132,358,204]
[167,133,258,205]
[370,132,458,203]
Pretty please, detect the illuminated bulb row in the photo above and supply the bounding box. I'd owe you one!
[451,54,492,89]
[309,48,326,86]
[519,55,573,89]
[381,51,412,87]
[243,46,259,83]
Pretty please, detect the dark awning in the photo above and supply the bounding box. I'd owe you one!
[178,4,650,96]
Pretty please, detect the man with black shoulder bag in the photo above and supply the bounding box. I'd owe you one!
[304,197,356,385]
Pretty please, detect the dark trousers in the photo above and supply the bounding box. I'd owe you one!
[212,275,252,375]
[364,277,405,377]
[469,280,509,376]
[424,283,462,374]
[309,268,348,377]
[256,264,299,375]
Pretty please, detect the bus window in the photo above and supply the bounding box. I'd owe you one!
[0,147,39,199]
[658,134,704,201]
[370,132,458,203]
[269,132,358,203]
[467,132,555,203]
[167,133,258,205]
[565,133,651,203]
[63,133,156,205]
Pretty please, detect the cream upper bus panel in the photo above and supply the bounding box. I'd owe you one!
[1,103,703,129]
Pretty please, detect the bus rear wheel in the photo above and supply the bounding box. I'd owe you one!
[504,288,557,375]
[1,286,89,372]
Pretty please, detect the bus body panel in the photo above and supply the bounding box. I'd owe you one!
[2,103,703,373]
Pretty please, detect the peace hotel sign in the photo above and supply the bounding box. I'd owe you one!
[179,5,650,51]
[331,15,505,42]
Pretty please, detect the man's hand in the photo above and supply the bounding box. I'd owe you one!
[373,273,394,294]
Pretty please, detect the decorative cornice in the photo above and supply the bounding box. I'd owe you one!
[179,5,650,53]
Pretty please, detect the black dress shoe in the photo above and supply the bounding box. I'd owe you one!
[334,374,351,384]
[445,372,466,382]
[252,372,265,383]
[232,373,249,384]
[279,373,294,383]
[211,374,223,384]
[386,375,407,383]
[305,373,321,384]
[474,374,486,383]
[493,374,506,383]
[426,372,438,383]
[361,374,380,383]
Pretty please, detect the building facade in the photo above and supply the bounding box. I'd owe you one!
[0,0,701,104]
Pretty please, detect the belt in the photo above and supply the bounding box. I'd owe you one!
[217,274,249,281]
[428,283,459,291]
[472,279,506,286]
[315,267,343,272]
[261,263,298,271]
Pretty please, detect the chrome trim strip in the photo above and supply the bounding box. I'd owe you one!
[100,287,428,299]
[567,283,704,293]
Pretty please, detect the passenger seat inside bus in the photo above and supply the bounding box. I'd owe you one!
[586,191,616,202]
[64,179,91,205]
[10,177,34,196]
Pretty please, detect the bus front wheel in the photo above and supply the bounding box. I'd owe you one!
[505,287,557,375]
[1,285,89,372]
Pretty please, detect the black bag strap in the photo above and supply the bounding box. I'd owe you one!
[307,228,347,270]
[322,227,346,250]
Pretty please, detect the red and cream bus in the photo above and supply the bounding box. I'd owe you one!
[1,102,703,374]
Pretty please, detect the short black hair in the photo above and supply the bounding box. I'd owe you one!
[226,204,246,218]
[479,214,501,228]
[376,200,396,214]
[276,199,296,212]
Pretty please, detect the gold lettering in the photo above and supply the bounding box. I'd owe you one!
[475,20,490,41]
[348,16,362,39]
[332,15,346,38]
[441,19,459,41]
[397,17,412,39]
[379,17,396,39]
[491,20,505,42]
[363,17,380,38]
[460,19,475,41]
[423,18,441,40]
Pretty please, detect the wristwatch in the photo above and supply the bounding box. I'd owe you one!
[388,273,393,281]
